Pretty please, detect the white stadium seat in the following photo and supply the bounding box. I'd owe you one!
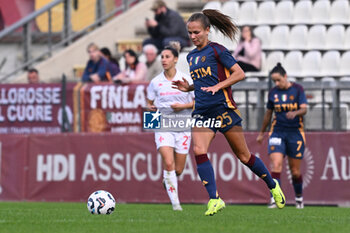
[326,25,345,49]
[345,27,350,50]
[221,1,240,22]
[176,52,190,77]
[203,1,222,11]
[270,25,289,49]
[257,1,276,24]
[238,1,258,25]
[211,29,238,51]
[289,25,308,50]
[253,25,271,49]
[294,0,312,24]
[312,0,331,24]
[321,51,341,76]
[340,51,350,76]
[302,51,322,76]
[284,51,303,77]
[275,1,294,24]
[265,51,284,73]
[330,0,350,24]
[307,25,326,49]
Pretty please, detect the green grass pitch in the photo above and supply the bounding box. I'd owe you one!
[0,202,349,233]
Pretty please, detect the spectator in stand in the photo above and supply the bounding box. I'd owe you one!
[100,47,121,77]
[27,68,40,84]
[143,44,162,81]
[82,43,111,83]
[233,25,262,72]
[143,0,190,51]
[113,49,147,84]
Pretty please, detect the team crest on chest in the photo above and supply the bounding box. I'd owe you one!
[201,56,206,62]
[274,94,279,102]
[289,95,294,101]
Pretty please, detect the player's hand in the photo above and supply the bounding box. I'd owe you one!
[201,85,219,95]
[147,104,157,111]
[256,132,264,144]
[172,77,190,92]
[147,19,158,27]
[170,103,184,112]
[286,111,297,119]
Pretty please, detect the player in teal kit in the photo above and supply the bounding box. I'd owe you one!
[257,63,307,209]
[172,10,285,216]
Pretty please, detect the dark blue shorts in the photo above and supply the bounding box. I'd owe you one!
[268,129,305,159]
[192,105,242,133]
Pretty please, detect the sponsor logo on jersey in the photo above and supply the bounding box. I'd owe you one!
[269,137,282,146]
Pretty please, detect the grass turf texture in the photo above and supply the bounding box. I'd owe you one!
[0,202,349,233]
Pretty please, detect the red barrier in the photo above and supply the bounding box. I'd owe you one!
[0,132,349,205]
[0,83,75,134]
[77,83,148,133]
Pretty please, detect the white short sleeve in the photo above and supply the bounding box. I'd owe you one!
[147,80,156,101]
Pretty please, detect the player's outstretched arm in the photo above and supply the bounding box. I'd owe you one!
[172,78,194,92]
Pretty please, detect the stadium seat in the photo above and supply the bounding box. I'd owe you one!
[257,1,276,24]
[302,51,322,76]
[284,51,303,77]
[203,1,221,11]
[211,29,238,51]
[275,1,294,24]
[233,91,246,104]
[289,25,308,50]
[176,52,190,76]
[321,51,341,76]
[312,0,331,24]
[326,25,345,49]
[270,25,289,50]
[294,0,312,24]
[340,89,350,103]
[238,1,258,25]
[340,51,350,76]
[330,0,350,24]
[345,27,350,50]
[253,26,271,49]
[321,77,336,82]
[265,51,284,73]
[307,25,326,49]
[305,103,332,130]
[221,1,239,22]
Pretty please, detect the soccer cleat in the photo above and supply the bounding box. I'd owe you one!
[270,179,286,209]
[172,204,183,211]
[268,197,277,209]
[295,197,304,209]
[204,198,225,216]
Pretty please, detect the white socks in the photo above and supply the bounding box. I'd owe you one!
[163,170,181,208]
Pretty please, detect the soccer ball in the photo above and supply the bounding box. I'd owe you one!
[87,190,116,215]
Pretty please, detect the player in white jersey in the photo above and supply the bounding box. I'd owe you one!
[147,42,194,211]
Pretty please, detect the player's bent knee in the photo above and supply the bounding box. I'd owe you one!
[193,145,206,156]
